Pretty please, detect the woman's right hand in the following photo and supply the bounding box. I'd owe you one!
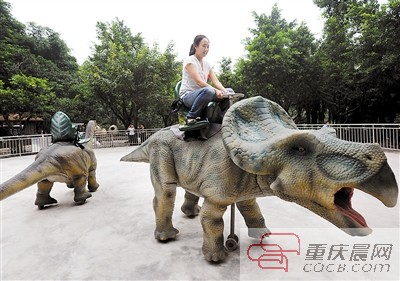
[215,89,225,99]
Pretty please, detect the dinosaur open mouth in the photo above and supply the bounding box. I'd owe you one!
[334,188,368,227]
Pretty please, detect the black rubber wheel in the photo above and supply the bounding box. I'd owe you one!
[225,234,239,251]
[230,234,239,242]
[225,238,238,251]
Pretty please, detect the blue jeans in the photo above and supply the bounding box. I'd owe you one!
[181,86,230,119]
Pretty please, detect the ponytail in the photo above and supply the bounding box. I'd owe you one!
[189,44,196,56]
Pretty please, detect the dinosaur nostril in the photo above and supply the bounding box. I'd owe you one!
[366,155,372,161]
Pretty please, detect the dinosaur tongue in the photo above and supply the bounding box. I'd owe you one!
[334,188,368,227]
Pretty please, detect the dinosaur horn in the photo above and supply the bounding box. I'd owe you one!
[222,96,298,175]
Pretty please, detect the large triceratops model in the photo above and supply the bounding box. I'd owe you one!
[0,112,99,209]
[120,96,398,262]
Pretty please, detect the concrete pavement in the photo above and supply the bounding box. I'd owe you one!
[1,146,399,280]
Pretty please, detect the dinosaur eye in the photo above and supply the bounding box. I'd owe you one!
[291,146,307,155]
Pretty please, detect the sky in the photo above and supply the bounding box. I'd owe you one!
[7,0,327,67]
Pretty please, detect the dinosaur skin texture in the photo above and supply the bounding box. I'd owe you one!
[0,120,99,209]
[121,96,398,263]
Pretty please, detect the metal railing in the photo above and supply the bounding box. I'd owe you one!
[297,124,400,151]
[0,134,52,158]
[0,129,160,158]
[0,124,399,158]
[93,129,159,148]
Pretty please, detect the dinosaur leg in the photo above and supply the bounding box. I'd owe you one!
[35,180,57,208]
[73,176,92,204]
[150,151,179,241]
[152,185,179,241]
[237,199,270,239]
[87,169,99,192]
[181,191,201,217]
[200,200,228,262]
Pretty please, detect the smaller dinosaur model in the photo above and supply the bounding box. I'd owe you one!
[0,112,99,209]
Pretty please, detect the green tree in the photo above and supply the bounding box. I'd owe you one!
[315,0,399,123]
[1,0,81,127]
[315,0,368,123]
[81,19,180,129]
[0,0,31,85]
[235,5,322,122]
[24,22,79,94]
[217,57,236,88]
[375,0,400,122]
[0,74,56,134]
[351,0,400,122]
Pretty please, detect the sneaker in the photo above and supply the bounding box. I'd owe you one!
[186,117,201,125]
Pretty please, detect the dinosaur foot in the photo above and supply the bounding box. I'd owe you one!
[35,194,58,209]
[74,192,92,205]
[203,248,228,263]
[181,204,201,217]
[88,183,100,192]
[248,227,271,239]
[154,228,179,241]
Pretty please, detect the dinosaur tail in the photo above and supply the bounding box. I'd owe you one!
[120,138,150,163]
[83,120,96,149]
[0,160,57,200]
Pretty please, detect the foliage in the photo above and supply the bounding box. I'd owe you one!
[220,1,399,123]
[232,5,322,123]
[1,0,399,131]
[217,57,237,89]
[80,19,181,129]
[314,0,400,122]
[0,0,33,91]
[0,0,81,134]
[0,74,56,134]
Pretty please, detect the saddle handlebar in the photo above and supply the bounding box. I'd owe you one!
[222,92,245,99]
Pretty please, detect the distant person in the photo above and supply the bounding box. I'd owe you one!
[127,124,135,145]
[138,124,146,143]
[323,121,330,128]
[179,34,230,125]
